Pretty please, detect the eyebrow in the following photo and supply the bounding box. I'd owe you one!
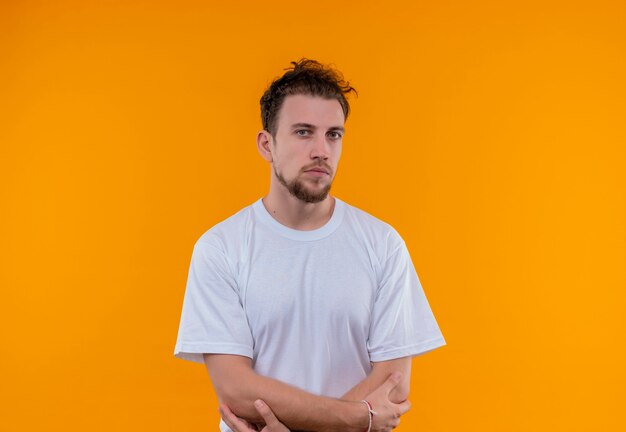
[290,123,345,133]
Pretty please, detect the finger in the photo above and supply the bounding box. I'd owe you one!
[220,404,239,422]
[220,404,252,432]
[397,399,412,416]
[254,400,278,426]
[382,372,402,395]
[254,400,288,431]
[219,406,239,432]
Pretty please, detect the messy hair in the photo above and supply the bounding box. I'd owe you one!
[260,58,358,137]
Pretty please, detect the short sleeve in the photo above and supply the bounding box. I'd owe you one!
[367,232,446,362]
[173,239,254,364]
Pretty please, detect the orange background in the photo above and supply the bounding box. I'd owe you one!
[1,0,625,431]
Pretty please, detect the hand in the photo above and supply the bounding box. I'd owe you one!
[220,400,290,432]
[364,372,412,432]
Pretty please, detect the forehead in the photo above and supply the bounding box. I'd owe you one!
[277,94,345,128]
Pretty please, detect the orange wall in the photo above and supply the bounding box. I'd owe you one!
[1,0,624,431]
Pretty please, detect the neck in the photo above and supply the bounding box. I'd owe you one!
[262,181,335,231]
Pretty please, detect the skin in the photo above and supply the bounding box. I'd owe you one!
[256,93,345,231]
[220,399,289,432]
[206,352,411,431]
[218,371,409,432]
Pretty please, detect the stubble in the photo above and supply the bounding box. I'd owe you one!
[273,165,333,204]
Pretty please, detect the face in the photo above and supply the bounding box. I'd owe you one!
[266,94,345,203]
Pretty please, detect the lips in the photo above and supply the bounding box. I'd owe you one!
[306,168,329,174]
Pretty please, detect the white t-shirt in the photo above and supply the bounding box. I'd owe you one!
[174,196,446,430]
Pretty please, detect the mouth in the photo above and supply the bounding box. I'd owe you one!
[304,168,330,175]
[304,169,330,178]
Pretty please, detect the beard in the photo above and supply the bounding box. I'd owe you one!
[273,164,333,204]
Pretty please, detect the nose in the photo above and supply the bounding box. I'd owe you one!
[310,133,330,161]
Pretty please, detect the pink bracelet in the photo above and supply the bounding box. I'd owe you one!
[360,400,377,432]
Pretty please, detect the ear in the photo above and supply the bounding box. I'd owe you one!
[256,130,273,163]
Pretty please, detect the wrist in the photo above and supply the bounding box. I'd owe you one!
[360,400,376,432]
[336,400,369,432]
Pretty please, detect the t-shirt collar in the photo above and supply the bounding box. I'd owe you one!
[252,196,345,241]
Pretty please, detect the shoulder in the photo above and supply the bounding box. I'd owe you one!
[340,199,406,260]
[193,202,255,255]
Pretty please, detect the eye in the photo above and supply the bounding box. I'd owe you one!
[296,129,310,136]
[327,131,343,139]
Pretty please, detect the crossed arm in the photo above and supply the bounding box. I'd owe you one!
[203,353,412,432]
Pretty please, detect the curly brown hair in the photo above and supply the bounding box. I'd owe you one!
[260,58,358,138]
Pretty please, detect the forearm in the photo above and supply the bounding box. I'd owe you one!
[342,375,385,402]
[208,360,367,432]
[341,376,406,404]
[231,374,362,430]
[341,359,411,403]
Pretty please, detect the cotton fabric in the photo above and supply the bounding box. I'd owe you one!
[173,197,446,430]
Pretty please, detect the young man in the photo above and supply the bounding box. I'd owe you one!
[174,59,446,432]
